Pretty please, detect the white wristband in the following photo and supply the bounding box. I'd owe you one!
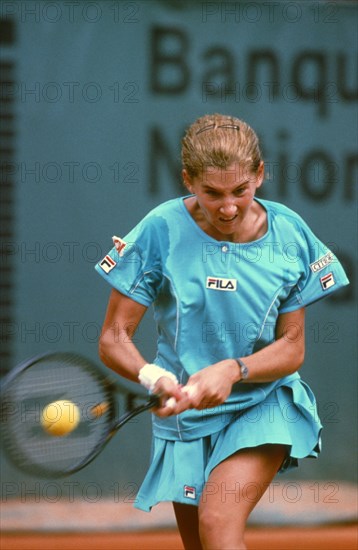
[138,363,178,393]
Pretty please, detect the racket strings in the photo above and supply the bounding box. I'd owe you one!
[1,355,116,475]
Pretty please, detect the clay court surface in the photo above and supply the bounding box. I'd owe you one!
[2,525,357,550]
[2,484,357,550]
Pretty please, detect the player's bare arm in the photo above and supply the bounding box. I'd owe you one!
[99,289,185,413]
[240,307,305,382]
[99,288,148,382]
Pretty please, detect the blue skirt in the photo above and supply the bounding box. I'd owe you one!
[134,380,322,512]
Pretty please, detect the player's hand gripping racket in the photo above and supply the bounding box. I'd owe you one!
[0,352,159,477]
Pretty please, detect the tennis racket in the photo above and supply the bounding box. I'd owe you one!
[0,352,159,478]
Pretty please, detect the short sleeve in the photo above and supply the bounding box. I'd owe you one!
[279,218,349,313]
[94,217,164,307]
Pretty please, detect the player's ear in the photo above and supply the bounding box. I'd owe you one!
[255,161,265,190]
[182,169,194,193]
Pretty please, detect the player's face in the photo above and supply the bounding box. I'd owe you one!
[183,162,264,240]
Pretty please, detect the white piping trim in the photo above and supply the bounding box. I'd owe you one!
[257,283,296,340]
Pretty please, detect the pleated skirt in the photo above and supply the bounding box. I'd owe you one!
[134,379,322,512]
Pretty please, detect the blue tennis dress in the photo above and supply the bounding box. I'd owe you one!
[95,197,349,510]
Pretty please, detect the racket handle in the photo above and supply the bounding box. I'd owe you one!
[164,385,198,409]
[165,396,177,409]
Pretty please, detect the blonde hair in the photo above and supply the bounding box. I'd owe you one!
[181,113,262,179]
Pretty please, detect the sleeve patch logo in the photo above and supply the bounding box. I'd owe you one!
[99,255,117,273]
[184,485,196,499]
[310,252,335,273]
[320,272,335,290]
[112,235,127,256]
[206,277,237,291]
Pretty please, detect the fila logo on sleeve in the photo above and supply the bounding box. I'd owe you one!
[320,272,335,290]
[184,485,196,500]
[99,255,117,274]
[206,277,237,291]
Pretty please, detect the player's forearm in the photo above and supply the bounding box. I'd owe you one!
[98,328,146,383]
[236,335,305,383]
[233,307,306,383]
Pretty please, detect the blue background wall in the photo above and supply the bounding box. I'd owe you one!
[1,0,357,502]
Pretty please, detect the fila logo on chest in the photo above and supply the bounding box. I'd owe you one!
[206,277,237,291]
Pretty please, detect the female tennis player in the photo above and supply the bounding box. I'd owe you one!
[96,114,349,550]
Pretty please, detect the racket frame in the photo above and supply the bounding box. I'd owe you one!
[1,352,158,477]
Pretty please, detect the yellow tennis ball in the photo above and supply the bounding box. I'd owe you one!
[41,400,80,436]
